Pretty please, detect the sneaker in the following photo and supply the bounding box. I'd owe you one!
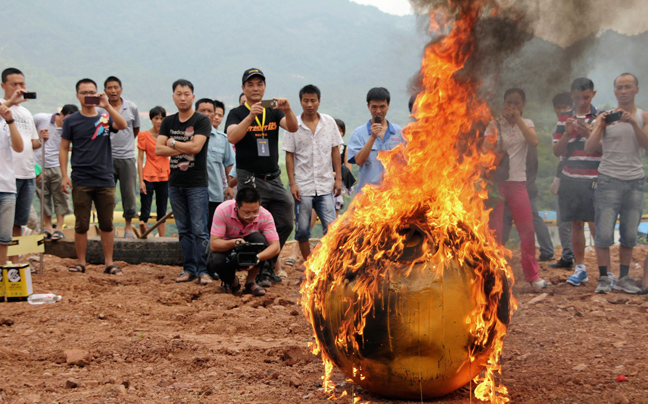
[530,278,548,290]
[566,265,588,286]
[175,271,197,283]
[595,273,615,294]
[538,254,554,262]
[549,258,574,269]
[614,275,642,294]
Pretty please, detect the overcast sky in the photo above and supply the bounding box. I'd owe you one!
[350,0,413,16]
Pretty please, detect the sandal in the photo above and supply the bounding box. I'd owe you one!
[244,282,266,297]
[52,230,65,241]
[104,264,124,276]
[43,230,52,240]
[68,264,86,273]
[284,258,295,266]
[175,271,196,283]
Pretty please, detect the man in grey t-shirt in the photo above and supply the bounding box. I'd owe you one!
[585,72,648,295]
[103,76,140,238]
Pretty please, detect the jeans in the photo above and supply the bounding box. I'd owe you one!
[169,186,209,277]
[295,194,337,242]
[490,181,540,282]
[207,232,270,285]
[556,196,574,261]
[0,192,16,244]
[140,180,169,223]
[594,174,644,248]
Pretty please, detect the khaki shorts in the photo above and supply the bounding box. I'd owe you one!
[72,185,115,234]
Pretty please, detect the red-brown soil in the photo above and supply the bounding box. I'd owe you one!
[1,244,647,404]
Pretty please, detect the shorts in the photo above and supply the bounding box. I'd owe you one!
[295,194,336,242]
[35,167,72,217]
[557,176,596,223]
[594,174,644,248]
[0,192,16,244]
[72,185,116,234]
[14,178,35,226]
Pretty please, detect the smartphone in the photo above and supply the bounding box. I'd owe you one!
[374,116,382,124]
[85,96,101,105]
[22,92,37,99]
[605,110,623,124]
[261,99,277,108]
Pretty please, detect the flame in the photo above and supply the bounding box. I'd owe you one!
[301,2,517,403]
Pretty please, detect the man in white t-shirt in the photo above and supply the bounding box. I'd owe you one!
[33,104,79,239]
[1,68,47,258]
[0,105,25,265]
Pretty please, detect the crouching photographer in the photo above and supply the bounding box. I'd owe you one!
[207,187,280,296]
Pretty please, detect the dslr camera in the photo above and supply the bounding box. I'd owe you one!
[227,242,266,267]
[605,110,623,124]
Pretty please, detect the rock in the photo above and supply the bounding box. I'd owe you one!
[282,346,309,366]
[65,379,80,389]
[64,349,90,367]
[267,369,280,379]
[290,309,300,316]
[109,384,127,395]
[157,380,171,388]
[527,293,548,305]
[572,363,588,371]
[589,311,607,318]
[613,341,626,349]
[289,376,302,387]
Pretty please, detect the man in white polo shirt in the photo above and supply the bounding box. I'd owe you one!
[284,84,342,262]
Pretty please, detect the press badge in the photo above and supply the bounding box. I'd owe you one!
[257,138,270,157]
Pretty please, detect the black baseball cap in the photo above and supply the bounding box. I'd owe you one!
[242,68,265,85]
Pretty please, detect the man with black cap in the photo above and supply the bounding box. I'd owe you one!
[225,68,298,287]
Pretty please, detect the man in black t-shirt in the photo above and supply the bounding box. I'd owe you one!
[225,68,298,287]
[156,79,212,285]
[60,78,128,276]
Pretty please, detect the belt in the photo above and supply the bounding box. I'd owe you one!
[254,170,281,181]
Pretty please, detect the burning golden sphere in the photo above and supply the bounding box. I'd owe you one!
[308,227,510,400]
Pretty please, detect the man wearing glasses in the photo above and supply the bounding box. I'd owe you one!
[207,186,279,297]
[59,78,128,275]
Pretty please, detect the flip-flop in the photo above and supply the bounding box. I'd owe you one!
[68,264,86,273]
[284,258,295,266]
[51,230,65,241]
[104,264,124,276]
[43,230,52,240]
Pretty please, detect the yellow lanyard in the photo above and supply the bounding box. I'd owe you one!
[244,103,266,136]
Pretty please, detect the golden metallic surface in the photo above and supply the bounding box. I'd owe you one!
[311,253,506,400]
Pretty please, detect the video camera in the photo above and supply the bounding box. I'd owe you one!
[227,242,266,267]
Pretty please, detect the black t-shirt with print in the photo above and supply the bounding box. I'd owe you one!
[160,112,211,188]
[225,105,285,174]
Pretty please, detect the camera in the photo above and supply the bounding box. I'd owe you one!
[227,242,266,267]
[23,92,37,99]
[605,110,623,124]
[374,116,382,124]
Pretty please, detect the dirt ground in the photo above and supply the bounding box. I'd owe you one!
[1,243,648,404]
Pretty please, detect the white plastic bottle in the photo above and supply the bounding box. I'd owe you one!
[27,293,62,305]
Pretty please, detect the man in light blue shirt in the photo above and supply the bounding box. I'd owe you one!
[347,87,405,194]
[196,99,235,228]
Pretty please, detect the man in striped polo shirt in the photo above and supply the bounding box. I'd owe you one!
[552,78,602,288]
[207,186,280,297]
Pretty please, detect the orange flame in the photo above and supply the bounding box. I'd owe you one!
[301,2,517,403]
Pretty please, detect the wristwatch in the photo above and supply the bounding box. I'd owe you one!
[255,255,260,266]
[170,139,176,148]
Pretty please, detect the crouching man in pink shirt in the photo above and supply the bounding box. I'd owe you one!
[208,186,280,296]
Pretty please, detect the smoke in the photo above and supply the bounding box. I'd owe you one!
[407,0,647,111]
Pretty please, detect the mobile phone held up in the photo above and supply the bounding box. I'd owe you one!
[605,110,623,124]
[85,96,101,105]
[22,92,37,99]
[261,99,277,108]
[374,116,382,124]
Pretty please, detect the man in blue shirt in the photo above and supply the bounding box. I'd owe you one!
[347,87,405,194]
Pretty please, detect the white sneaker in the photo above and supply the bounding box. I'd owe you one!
[530,278,548,290]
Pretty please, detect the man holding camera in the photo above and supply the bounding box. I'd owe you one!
[552,78,602,290]
[348,87,405,195]
[60,78,128,275]
[584,73,648,294]
[225,68,298,287]
[1,68,44,258]
[208,187,280,297]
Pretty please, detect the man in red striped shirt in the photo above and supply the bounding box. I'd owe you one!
[552,78,603,288]
[207,186,280,296]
